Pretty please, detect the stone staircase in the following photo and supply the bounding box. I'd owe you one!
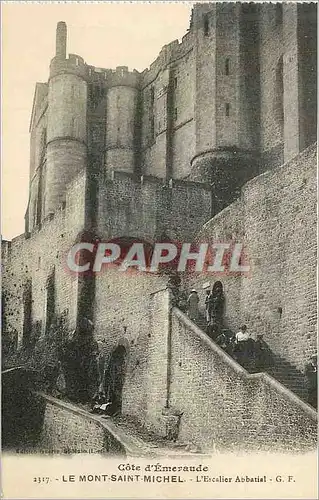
[169,307,317,453]
[187,309,310,404]
[266,355,308,401]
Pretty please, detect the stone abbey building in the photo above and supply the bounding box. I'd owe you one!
[2,3,317,452]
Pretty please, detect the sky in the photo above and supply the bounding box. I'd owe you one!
[1,2,193,240]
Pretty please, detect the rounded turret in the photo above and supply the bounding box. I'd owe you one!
[49,54,88,81]
[190,3,259,213]
[44,23,87,217]
[105,67,140,174]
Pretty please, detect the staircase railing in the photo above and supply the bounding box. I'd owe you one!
[173,306,317,421]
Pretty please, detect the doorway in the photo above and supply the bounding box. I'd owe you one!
[104,345,127,415]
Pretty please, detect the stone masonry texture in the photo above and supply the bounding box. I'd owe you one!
[2,3,317,454]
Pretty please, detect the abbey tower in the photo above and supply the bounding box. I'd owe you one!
[25,4,316,237]
[2,3,317,453]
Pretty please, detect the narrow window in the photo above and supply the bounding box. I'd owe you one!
[203,14,209,36]
[88,84,93,100]
[275,4,283,26]
[40,128,46,162]
[22,280,32,348]
[150,116,155,140]
[150,87,155,106]
[150,87,155,141]
[225,103,230,117]
[274,56,284,127]
[33,199,37,228]
[174,77,178,89]
[71,117,76,135]
[45,268,55,335]
[42,193,46,217]
[174,108,178,121]
[225,58,230,76]
[36,150,44,227]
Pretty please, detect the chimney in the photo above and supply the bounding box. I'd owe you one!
[56,21,67,59]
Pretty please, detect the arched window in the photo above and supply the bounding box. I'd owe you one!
[212,280,224,296]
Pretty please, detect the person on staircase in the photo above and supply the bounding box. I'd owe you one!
[187,289,199,323]
[209,281,225,340]
[305,354,317,409]
[233,325,253,367]
[205,287,213,335]
[216,329,234,356]
[253,334,272,372]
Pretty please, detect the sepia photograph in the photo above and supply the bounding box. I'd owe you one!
[1,1,318,498]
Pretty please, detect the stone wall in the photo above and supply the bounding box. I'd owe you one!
[137,296,317,452]
[186,197,244,332]
[186,143,317,399]
[241,144,317,397]
[94,268,167,422]
[36,395,126,455]
[97,172,211,242]
[2,368,126,456]
[117,284,317,453]
[171,50,196,179]
[2,170,87,346]
[141,32,196,180]
[259,3,284,165]
[144,288,171,432]
[168,309,317,453]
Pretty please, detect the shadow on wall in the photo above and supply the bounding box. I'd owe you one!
[2,367,127,456]
[2,367,46,450]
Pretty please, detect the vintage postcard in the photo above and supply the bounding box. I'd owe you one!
[1,1,318,499]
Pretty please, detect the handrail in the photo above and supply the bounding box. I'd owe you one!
[33,391,149,457]
[2,365,26,374]
[172,307,317,421]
